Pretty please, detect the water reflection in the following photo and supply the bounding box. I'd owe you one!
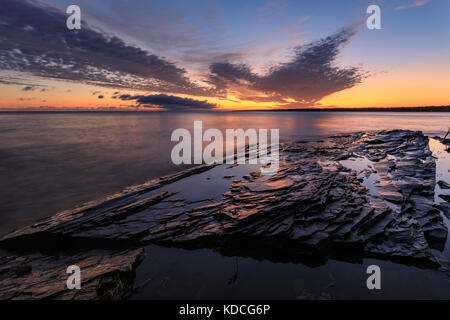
[2,111,450,299]
[131,244,450,300]
[1,111,450,236]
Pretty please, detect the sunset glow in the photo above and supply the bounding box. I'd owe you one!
[0,0,449,111]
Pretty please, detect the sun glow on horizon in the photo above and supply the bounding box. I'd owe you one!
[1,0,449,111]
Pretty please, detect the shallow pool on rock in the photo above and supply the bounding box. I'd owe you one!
[131,134,450,300]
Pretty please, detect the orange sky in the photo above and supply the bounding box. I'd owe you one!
[1,0,449,111]
[2,66,449,110]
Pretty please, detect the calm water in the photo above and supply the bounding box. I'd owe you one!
[2,111,450,300]
[1,111,449,237]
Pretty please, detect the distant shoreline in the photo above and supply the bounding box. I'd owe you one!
[0,106,450,113]
[237,106,450,112]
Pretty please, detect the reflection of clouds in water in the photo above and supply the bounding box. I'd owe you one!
[340,156,380,197]
[428,137,450,261]
[2,112,450,237]
[315,113,450,138]
[429,138,450,204]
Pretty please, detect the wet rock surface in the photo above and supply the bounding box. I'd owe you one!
[0,130,449,299]
[0,249,143,300]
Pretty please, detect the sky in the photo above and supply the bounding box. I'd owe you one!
[0,0,449,110]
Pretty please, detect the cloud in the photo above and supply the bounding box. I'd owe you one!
[258,1,287,13]
[0,0,208,95]
[208,27,366,107]
[208,63,257,93]
[0,105,148,112]
[0,1,367,110]
[98,95,104,99]
[119,94,216,110]
[22,86,35,91]
[0,77,32,86]
[395,0,429,10]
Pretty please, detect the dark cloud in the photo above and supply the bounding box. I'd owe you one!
[0,0,208,95]
[0,0,366,109]
[98,95,104,99]
[208,63,256,94]
[119,94,216,110]
[0,78,31,86]
[22,86,35,91]
[208,27,366,107]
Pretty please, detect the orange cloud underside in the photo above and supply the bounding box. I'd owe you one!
[1,68,449,110]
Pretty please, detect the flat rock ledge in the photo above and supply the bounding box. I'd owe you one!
[0,130,448,299]
[0,249,143,300]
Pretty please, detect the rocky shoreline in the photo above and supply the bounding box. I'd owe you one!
[1,129,449,299]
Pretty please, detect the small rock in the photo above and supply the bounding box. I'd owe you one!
[437,180,450,189]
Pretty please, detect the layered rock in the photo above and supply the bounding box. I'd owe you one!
[0,249,143,300]
[0,130,448,299]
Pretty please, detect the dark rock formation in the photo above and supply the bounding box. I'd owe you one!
[0,130,448,299]
[438,181,450,189]
[0,249,143,300]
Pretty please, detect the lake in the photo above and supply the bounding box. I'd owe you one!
[1,111,449,237]
[2,111,450,299]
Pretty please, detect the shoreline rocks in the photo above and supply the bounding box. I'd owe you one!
[0,129,449,299]
[0,248,143,300]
